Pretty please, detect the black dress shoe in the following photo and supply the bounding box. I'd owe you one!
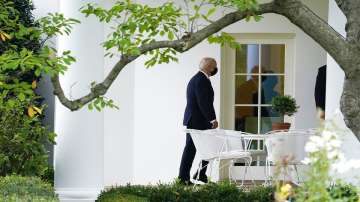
[192,173,208,183]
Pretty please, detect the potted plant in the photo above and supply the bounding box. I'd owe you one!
[271,95,299,130]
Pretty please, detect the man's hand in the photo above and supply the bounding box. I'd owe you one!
[211,120,218,129]
[316,108,325,120]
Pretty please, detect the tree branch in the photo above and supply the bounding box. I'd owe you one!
[52,0,354,111]
[272,0,351,73]
[51,2,275,111]
[340,0,360,45]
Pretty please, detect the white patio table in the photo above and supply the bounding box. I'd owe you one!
[185,128,317,185]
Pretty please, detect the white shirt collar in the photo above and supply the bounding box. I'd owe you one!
[200,70,210,79]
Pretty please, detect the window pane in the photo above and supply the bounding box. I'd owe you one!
[248,140,264,151]
[236,44,260,74]
[260,107,284,133]
[260,75,285,104]
[261,44,285,74]
[235,106,258,133]
[235,75,259,105]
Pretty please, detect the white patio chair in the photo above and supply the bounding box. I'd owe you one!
[241,134,268,184]
[185,129,252,185]
[264,129,316,185]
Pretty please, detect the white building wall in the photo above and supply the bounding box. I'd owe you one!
[133,42,221,184]
[326,0,346,115]
[102,0,135,187]
[132,0,329,184]
[33,0,360,196]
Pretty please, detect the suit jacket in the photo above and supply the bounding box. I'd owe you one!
[315,65,326,111]
[183,71,216,130]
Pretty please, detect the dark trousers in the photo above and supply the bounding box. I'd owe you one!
[178,133,209,181]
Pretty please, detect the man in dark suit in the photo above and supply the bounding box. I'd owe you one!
[315,65,326,120]
[178,57,218,185]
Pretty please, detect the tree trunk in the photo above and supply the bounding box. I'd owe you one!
[339,0,360,141]
[340,69,360,141]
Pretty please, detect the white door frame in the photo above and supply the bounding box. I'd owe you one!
[220,33,296,131]
[219,33,296,181]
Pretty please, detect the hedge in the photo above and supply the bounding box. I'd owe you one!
[0,175,59,202]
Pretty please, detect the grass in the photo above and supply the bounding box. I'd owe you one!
[97,181,274,202]
[97,193,148,202]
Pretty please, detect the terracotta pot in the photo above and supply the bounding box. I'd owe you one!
[272,122,291,131]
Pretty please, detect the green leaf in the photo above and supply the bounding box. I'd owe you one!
[6,61,19,70]
[7,99,15,107]
[94,98,100,105]
[254,15,263,22]
[88,103,93,110]
[129,48,141,55]
[206,8,216,17]
[18,93,26,101]
[167,32,174,40]
[35,68,42,77]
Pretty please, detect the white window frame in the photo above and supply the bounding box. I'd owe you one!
[220,33,296,133]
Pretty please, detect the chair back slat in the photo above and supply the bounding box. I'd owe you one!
[264,130,315,163]
[186,130,225,160]
[185,129,247,160]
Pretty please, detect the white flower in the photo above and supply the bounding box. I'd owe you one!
[305,141,319,153]
[322,131,336,141]
[309,135,325,147]
[327,139,341,149]
[332,159,360,173]
[327,150,339,159]
[302,158,312,165]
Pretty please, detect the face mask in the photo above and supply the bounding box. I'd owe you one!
[210,67,218,76]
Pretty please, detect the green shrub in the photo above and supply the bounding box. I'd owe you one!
[97,182,275,202]
[98,193,148,202]
[0,98,56,176]
[0,0,56,177]
[0,175,59,202]
[245,185,274,202]
[97,185,151,202]
[328,183,359,202]
[40,165,55,186]
[0,0,41,54]
[271,95,299,117]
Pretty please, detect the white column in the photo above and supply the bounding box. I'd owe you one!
[32,0,60,166]
[55,0,104,200]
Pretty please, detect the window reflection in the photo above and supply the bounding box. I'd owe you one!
[261,44,285,74]
[235,106,258,133]
[261,74,284,104]
[261,107,284,133]
[235,66,259,133]
[233,43,286,134]
[236,44,259,74]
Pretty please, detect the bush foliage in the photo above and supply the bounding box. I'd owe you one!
[0,98,56,176]
[271,95,299,117]
[97,182,274,202]
[98,181,359,202]
[0,0,56,177]
[0,175,58,202]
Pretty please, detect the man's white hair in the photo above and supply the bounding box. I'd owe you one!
[199,57,216,69]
